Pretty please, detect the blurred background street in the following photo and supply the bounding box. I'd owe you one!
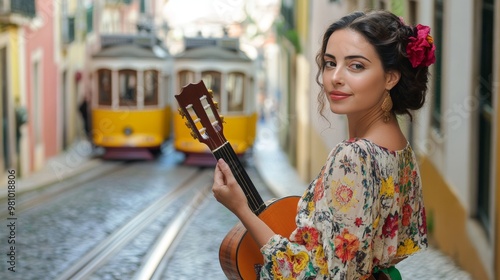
[0,0,498,279]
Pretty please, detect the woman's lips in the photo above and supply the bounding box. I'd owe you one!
[329,91,351,101]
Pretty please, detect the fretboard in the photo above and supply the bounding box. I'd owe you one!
[212,142,266,215]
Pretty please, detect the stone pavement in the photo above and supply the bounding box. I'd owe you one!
[1,140,105,199]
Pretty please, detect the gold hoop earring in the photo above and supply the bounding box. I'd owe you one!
[381,91,393,123]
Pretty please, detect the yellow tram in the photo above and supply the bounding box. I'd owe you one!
[90,34,173,159]
[173,36,258,164]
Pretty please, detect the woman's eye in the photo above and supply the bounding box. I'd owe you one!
[350,63,365,70]
[325,61,336,68]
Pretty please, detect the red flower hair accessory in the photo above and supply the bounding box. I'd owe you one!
[406,24,436,68]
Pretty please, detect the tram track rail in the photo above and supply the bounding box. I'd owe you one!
[133,184,212,280]
[56,168,213,280]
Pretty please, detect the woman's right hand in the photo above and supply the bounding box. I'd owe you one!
[212,159,249,216]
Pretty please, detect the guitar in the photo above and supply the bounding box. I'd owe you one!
[175,81,300,279]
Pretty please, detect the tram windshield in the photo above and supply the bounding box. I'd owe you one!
[119,70,137,106]
[201,71,221,105]
[98,69,112,106]
[179,70,195,89]
[226,72,245,112]
[144,70,159,106]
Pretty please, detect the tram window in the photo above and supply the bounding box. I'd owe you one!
[201,71,221,104]
[119,70,137,106]
[226,72,245,112]
[144,70,158,106]
[178,70,195,88]
[97,69,112,106]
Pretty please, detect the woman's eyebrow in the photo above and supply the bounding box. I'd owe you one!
[324,53,335,59]
[345,55,371,62]
[323,53,371,63]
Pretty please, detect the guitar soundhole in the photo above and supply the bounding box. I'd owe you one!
[254,264,263,279]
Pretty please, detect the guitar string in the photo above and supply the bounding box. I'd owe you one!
[205,107,262,213]
[184,92,262,213]
[210,129,262,212]
[201,98,261,210]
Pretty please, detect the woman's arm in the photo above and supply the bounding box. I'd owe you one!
[212,158,275,247]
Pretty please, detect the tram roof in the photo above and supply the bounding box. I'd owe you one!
[93,45,169,59]
[174,46,251,62]
[93,34,170,59]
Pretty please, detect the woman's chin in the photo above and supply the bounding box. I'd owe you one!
[329,106,348,115]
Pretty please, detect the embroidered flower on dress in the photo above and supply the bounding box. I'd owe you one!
[271,247,310,279]
[314,245,329,275]
[331,177,359,212]
[289,250,309,274]
[402,204,413,226]
[406,24,436,68]
[294,226,320,250]
[380,176,395,197]
[382,213,399,238]
[339,154,358,175]
[397,239,420,255]
[355,217,363,227]
[334,229,360,263]
[313,175,325,202]
[336,185,354,205]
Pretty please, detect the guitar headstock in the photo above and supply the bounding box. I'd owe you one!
[175,81,226,151]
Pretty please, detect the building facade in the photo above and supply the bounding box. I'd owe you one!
[0,0,36,180]
[22,0,60,173]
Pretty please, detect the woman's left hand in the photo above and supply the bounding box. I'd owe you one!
[212,159,249,215]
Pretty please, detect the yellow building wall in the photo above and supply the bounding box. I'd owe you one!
[419,157,490,280]
[0,25,21,102]
[296,0,308,47]
[8,26,20,161]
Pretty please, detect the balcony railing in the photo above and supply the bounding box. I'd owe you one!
[0,0,36,25]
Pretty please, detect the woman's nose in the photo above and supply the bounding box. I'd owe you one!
[330,67,344,86]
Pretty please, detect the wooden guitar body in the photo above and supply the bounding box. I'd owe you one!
[219,196,300,280]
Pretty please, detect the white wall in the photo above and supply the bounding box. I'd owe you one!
[414,0,476,210]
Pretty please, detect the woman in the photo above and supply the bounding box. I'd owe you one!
[212,10,435,279]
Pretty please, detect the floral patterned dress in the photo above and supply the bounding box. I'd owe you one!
[259,138,427,279]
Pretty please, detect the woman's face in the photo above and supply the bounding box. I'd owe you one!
[322,28,397,118]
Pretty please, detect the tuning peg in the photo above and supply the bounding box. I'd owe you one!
[185,121,192,129]
[207,89,213,98]
[178,108,186,118]
[213,101,219,109]
[220,116,225,123]
[190,131,198,139]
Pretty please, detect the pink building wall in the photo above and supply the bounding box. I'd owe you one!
[24,0,59,171]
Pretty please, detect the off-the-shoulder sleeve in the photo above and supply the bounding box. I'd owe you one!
[259,142,377,279]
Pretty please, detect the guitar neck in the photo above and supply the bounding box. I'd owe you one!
[213,142,266,215]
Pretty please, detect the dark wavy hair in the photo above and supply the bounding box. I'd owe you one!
[315,10,431,121]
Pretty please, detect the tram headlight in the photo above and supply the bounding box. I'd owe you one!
[123,127,133,136]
